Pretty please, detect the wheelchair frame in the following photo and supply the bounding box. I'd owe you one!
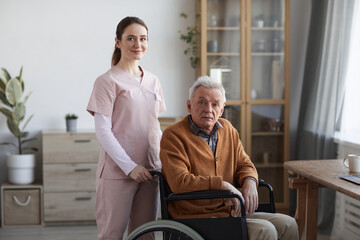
[126,171,275,240]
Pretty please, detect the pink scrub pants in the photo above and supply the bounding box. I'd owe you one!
[95,176,159,240]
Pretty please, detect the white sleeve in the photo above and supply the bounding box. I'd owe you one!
[94,113,137,175]
[159,127,162,140]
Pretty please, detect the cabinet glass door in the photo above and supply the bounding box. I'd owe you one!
[206,0,242,101]
[251,0,285,100]
[251,104,285,203]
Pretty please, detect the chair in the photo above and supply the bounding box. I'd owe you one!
[127,171,275,240]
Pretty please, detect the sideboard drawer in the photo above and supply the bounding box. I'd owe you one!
[43,133,100,163]
[43,163,97,192]
[44,192,95,222]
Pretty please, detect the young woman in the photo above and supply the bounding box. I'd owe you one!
[87,16,166,239]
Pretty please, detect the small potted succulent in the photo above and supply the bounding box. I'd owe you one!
[0,67,37,185]
[65,113,78,132]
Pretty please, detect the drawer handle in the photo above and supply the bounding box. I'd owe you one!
[75,197,92,201]
[75,168,91,172]
[13,195,31,207]
[74,139,91,143]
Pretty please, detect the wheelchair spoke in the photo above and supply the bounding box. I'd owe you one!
[126,220,204,240]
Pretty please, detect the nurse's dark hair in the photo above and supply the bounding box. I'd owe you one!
[111,16,148,66]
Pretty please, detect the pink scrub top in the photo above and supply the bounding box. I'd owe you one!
[87,66,166,179]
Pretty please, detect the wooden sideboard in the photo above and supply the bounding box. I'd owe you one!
[42,131,100,223]
[41,119,180,224]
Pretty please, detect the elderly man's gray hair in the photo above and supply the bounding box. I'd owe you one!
[188,76,226,104]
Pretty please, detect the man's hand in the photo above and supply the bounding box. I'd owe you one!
[222,181,244,217]
[240,178,258,214]
[129,166,153,183]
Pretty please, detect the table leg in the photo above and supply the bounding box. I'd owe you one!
[290,177,307,239]
[289,176,322,240]
[305,181,319,239]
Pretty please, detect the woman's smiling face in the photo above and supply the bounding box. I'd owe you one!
[116,23,148,61]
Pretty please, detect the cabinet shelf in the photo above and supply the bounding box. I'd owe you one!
[207,26,240,31]
[249,100,286,105]
[252,131,284,136]
[255,163,283,168]
[224,100,244,105]
[252,52,284,56]
[207,52,240,56]
[252,27,284,31]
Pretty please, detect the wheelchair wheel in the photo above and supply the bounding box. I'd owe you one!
[126,219,204,240]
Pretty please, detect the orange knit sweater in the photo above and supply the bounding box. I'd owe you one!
[160,115,258,219]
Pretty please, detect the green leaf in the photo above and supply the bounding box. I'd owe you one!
[23,91,32,104]
[5,78,23,105]
[180,13,187,18]
[0,107,13,119]
[0,91,12,106]
[21,114,34,132]
[18,66,23,83]
[16,66,24,92]
[0,142,17,147]
[0,77,5,93]
[21,131,29,138]
[14,102,26,123]
[1,68,11,81]
[7,118,20,137]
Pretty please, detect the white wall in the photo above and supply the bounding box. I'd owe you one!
[0,0,196,183]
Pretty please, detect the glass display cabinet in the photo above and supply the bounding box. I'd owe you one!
[197,0,289,212]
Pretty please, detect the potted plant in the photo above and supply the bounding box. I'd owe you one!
[65,113,78,132]
[0,67,37,185]
[179,12,201,69]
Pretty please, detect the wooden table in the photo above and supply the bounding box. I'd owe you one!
[284,159,360,240]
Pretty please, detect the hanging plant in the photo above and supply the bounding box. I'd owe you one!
[179,12,201,69]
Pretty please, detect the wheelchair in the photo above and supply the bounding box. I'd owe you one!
[127,171,275,240]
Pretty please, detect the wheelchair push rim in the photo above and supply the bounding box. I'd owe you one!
[126,219,205,240]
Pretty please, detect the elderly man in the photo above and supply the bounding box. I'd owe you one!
[160,76,298,240]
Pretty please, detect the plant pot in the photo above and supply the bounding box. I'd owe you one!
[66,119,77,132]
[6,154,36,185]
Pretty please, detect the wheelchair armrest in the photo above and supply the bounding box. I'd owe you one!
[257,179,276,213]
[167,190,246,217]
[149,171,250,218]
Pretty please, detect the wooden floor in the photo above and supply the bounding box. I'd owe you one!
[0,225,335,240]
[0,225,98,240]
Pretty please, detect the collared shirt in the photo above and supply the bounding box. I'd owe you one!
[188,115,223,155]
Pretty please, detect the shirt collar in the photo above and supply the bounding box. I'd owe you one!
[188,115,223,136]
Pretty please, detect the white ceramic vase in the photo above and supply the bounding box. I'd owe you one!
[6,154,36,185]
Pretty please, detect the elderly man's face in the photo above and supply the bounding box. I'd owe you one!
[187,86,224,134]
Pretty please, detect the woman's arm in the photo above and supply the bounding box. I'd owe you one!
[94,113,153,182]
[94,113,137,175]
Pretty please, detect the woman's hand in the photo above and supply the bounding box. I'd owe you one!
[129,166,153,183]
[222,181,244,217]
